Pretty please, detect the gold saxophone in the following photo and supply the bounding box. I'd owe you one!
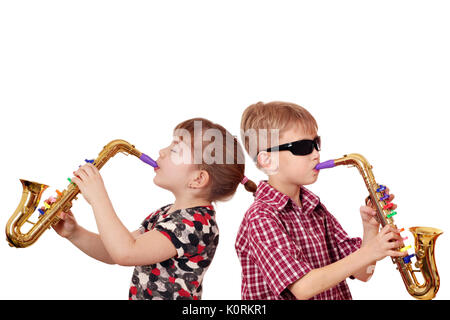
[6,139,158,248]
[316,153,443,300]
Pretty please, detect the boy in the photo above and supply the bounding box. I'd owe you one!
[235,101,406,300]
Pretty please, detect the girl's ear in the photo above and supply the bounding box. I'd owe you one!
[188,170,210,189]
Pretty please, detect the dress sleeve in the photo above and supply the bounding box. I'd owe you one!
[247,214,313,298]
[139,208,163,233]
[154,208,219,263]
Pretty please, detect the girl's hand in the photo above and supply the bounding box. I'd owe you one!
[71,163,108,206]
[52,210,78,240]
[366,225,407,261]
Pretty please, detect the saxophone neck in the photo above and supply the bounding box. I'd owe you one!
[315,153,372,171]
[98,139,158,168]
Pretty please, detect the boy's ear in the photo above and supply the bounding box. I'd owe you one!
[257,152,279,175]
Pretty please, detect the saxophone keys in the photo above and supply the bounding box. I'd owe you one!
[386,211,397,218]
[383,203,394,210]
[416,249,425,259]
[415,260,423,269]
[400,245,412,252]
[47,196,57,204]
[403,253,415,264]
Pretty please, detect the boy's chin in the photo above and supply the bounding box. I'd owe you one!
[297,175,319,186]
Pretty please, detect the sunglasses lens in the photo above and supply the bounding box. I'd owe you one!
[292,140,314,155]
[291,137,321,155]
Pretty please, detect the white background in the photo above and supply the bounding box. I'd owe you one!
[0,1,449,300]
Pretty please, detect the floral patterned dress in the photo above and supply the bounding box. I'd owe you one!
[129,204,219,300]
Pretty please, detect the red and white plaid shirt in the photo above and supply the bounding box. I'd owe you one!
[235,180,362,300]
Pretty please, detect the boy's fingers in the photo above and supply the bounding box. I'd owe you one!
[58,211,67,219]
[360,206,376,215]
[389,250,404,257]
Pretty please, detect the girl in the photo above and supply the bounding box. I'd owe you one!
[53,117,257,300]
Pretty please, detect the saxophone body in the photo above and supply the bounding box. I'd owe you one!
[316,153,443,300]
[6,139,158,248]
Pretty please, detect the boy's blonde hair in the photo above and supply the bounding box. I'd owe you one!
[240,101,318,163]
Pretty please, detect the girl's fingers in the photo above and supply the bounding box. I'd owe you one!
[71,176,82,187]
[85,163,100,175]
[77,165,92,178]
[80,164,95,176]
[74,164,100,181]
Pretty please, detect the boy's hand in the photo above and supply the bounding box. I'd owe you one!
[360,205,379,231]
[52,210,78,240]
[71,163,108,206]
[361,186,397,231]
[366,225,407,261]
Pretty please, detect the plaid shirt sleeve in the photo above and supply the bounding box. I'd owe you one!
[247,212,313,298]
[326,211,362,259]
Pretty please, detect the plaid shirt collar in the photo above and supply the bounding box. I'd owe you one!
[254,180,321,215]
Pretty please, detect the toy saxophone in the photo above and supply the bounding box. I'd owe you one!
[6,139,158,248]
[316,153,442,300]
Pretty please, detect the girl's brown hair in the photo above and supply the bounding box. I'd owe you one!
[174,118,257,202]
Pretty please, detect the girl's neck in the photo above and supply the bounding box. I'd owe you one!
[168,195,212,214]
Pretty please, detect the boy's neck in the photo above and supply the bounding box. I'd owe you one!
[168,194,212,214]
[267,177,302,208]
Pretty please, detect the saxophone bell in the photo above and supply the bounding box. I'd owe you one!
[6,179,50,248]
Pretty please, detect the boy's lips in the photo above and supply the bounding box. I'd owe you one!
[313,163,320,173]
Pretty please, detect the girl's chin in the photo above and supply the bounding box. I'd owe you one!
[153,177,175,192]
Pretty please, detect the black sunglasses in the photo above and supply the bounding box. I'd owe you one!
[262,136,321,157]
